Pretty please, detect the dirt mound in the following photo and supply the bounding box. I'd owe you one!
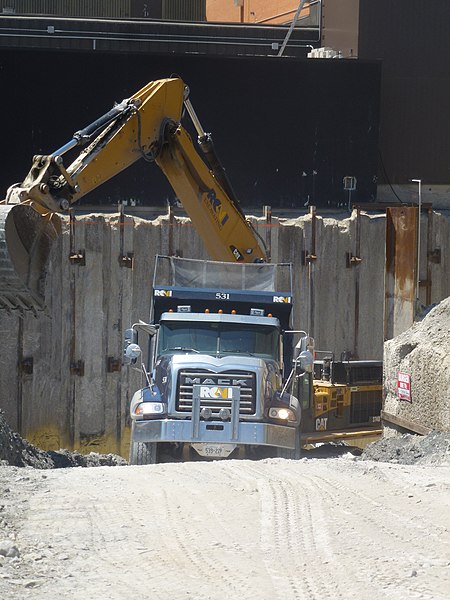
[0,411,126,468]
[361,431,450,465]
[48,449,127,468]
[383,297,450,433]
[0,412,53,469]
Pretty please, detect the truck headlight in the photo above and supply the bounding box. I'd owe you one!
[134,402,167,418]
[269,406,296,422]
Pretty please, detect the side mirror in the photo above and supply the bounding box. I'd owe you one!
[123,322,158,365]
[123,328,139,365]
[298,350,314,373]
[124,343,142,364]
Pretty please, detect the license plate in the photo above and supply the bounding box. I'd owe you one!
[191,443,236,458]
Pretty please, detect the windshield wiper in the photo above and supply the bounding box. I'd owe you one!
[164,347,200,353]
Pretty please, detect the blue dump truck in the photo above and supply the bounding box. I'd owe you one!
[124,255,314,464]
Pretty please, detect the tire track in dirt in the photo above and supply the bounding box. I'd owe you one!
[85,500,168,600]
[155,476,266,599]
[286,468,407,600]
[228,460,351,600]
[5,459,450,600]
[258,476,320,599]
[289,463,450,600]
[18,473,152,599]
[87,463,268,600]
[235,458,445,600]
[305,462,447,552]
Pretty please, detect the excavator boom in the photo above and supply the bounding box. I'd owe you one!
[0,77,266,311]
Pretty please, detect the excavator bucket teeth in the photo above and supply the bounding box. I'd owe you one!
[0,204,61,311]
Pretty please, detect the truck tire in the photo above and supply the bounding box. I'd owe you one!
[277,428,302,460]
[129,441,158,465]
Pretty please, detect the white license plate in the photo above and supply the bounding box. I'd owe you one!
[191,443,236,458]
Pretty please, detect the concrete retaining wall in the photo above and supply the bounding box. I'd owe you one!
[0,209,448,456]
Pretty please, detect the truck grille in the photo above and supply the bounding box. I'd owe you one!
[176,370,256,416]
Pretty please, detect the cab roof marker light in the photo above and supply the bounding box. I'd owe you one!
[231,309,237,314]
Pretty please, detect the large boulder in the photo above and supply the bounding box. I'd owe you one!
[383,297,450,436]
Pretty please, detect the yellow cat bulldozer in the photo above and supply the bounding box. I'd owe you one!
[302,357,383,446]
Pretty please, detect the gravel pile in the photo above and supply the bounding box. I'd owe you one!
[0,411,126,468]
[361,431,450,465]
[303,442,363,458]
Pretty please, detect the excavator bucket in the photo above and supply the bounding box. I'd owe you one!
[0,203,61,311]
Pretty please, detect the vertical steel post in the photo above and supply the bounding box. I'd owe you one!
[69,226,76,449]
[411,179,422,315]
[168,202,174,256]
[308,205,316,337]
[263,205,272,262]
[384,207,417,340]
[118,203,133,268]
[353,208,361,358]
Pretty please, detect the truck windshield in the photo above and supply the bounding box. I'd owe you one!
[158,321,279,361]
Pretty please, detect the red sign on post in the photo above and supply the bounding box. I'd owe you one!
[397,372,411,402]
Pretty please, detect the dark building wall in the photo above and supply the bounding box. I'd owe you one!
[162,0,205,21]
[0,49,380,208]
[0,0,133,17]
[133,0,162,18]
[0,1,205,20]
[359,0,450,185]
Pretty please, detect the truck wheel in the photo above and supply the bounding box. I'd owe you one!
[277,428,302,460]
[129,441,158,465]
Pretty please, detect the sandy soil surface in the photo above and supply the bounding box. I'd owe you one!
[0,455,449,600]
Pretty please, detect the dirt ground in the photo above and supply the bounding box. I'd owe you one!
[0,451,449,600]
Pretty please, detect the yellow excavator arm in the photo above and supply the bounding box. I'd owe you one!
[0,77,266,310]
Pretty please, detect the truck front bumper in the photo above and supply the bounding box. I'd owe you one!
[132,419,296,449]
